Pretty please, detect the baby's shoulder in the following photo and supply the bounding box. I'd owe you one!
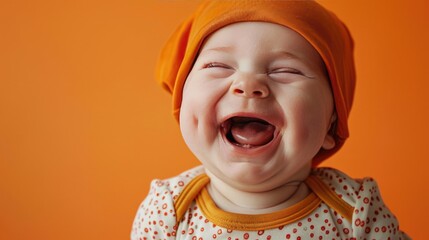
[311,167,379,206]
[131,166,205,239]
[311,167,409,238]
[149,165,205,199]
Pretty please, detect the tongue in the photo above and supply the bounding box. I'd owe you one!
[230,121,275,146]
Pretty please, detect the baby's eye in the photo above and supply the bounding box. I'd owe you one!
[269,67,303,75]
[203,62,232,69]
[201,62,234,78]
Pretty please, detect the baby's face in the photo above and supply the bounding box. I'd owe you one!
[180,22,335,190]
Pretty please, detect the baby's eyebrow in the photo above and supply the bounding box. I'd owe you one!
[270,50,300,60]
[270,50,315,67]
[198,47,309,66]
[200,46,235,55]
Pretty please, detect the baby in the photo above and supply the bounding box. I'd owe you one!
[132,1,409,239]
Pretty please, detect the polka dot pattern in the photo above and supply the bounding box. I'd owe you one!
[131,166,410,240]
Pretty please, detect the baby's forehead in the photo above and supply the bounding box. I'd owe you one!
[203,22,305,46]
[197,22,324,68]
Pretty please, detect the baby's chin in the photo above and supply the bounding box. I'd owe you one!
[205,162,286,191]
[204,153,313,192]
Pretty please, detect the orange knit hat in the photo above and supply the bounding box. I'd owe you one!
[155,0,356,165]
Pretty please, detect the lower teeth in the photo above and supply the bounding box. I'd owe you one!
[235,143,253,148]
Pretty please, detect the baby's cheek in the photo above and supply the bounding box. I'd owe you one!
[284,102,326,156]
[179,100,216,152]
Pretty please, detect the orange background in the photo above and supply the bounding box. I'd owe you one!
[1,0,428,239]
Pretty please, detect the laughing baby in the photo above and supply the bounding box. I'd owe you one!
[132,1,409,239]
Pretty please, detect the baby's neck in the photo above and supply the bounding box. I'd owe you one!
[206,171,310,215]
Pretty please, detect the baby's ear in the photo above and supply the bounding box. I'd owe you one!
[322,113,337,150]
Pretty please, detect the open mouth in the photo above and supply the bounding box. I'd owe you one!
[221,116,276,149]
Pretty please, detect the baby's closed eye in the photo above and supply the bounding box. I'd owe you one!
[269,67,303,75]
[199,62,235,78]
[203,62,233,69]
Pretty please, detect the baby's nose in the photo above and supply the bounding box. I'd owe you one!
[231,73,270,98]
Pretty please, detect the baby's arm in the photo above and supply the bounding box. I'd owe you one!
[131,179,177,240]
[351,177,410,239]
[131,167,204,240]
[314,168,410,239]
